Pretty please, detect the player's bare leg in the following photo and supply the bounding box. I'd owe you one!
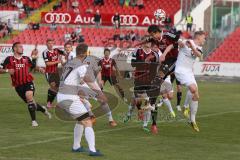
[188,83,200,132]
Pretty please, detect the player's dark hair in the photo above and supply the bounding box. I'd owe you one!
[147,25,161,34]
[46,38,54,43]
[76,43,88,56]
[12,42,21,51]
[194,31,205,38]
[104,48,110,53]
[64,41,72,47]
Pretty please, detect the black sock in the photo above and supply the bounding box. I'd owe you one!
[151,108,158,125]
[36,103,46,113]
[47,89,57,103]
[119,88,125,98]
[28,101,36,121]
[177,92,182,106]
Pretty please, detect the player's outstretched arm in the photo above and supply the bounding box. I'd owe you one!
[186,41,202,57]
[0,68,14,75]
[160,44,174,62]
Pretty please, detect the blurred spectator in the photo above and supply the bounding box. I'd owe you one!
[130,0,137,7]
[64,32,71,42]
[0,22,9,37]
[53,1,62,11]
[137,0,144,9]
[119,32,125,41]
[32,23,40,30]
[78,35,85,43]
[185,12,193,32]
[7,19,13,34]
[130,30,136,41]
[11,0,17,7]
[72,0,79,8]
[70,31,78,44]
[73,7,80,13]
[50,22,57,31]
[0,0,7,4]
[94,0,104,6]
[86,8,93,13]
[94,10,102,28]
[125,0,130,7]
[17,0,24,11]
[30,44,39,72]
[164,14,172,30]
[119,0,124,6]
[75,26,82,36]
[113,13,120,29]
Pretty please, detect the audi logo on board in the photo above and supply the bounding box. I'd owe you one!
[44,13,72,24]
[112,15,139,26]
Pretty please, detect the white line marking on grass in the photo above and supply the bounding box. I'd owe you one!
[198,110,240,118]
[0,125,139,150]
[1,110,239,150]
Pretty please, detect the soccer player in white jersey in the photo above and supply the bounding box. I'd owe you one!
[57,43,103,156]
[175,31,206,132]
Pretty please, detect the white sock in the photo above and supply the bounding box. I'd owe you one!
[127,105,133,116]
[163,98,174,113]
[73,123,84,150]
[107,111,113,122]
[184,90,192,108]
[190,100,198,123]
[143,111,148,127]
[85,127,96,152]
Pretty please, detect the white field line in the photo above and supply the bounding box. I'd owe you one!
[0,110,239,150]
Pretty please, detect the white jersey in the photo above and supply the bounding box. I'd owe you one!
[68,51,76,61]
[175,39,202,71]
[58,58,96,96]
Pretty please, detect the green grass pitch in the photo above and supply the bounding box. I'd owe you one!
[0,73,240,160]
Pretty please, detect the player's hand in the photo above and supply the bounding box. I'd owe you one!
[38,68,45,74]
[186,41,194,49]
[160,54,166,62]
[8,69,15,75]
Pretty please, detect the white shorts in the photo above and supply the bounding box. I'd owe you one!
[160,77,173,95]
[175,68,197,87]
[57,93,88,119]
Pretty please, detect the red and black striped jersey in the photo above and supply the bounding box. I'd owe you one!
[131,48,160,84]
[98,58,116,77]
[1,56,33,87]
[42,48,63,73]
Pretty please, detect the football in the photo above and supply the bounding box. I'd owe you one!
[154,9,166,21]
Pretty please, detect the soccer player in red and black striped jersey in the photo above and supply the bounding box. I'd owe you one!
[0,42,51,127]
[98,48,125,100]
[42,39,64,108]
[125,38,161,133]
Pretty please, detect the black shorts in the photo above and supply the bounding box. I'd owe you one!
[45,73,60,87]
[170,73,181,85]
[102,75,118,85]
[15,82,35,103]
[133,82,160,99]
[159,57,177,80]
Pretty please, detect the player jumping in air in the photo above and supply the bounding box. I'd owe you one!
[175,31,206,132]
[125,37,161,132]
[0,42,51,127]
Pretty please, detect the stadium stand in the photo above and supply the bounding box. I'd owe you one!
[56,0,180,16]
[206,27,240,63]
[6,26,147,47]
